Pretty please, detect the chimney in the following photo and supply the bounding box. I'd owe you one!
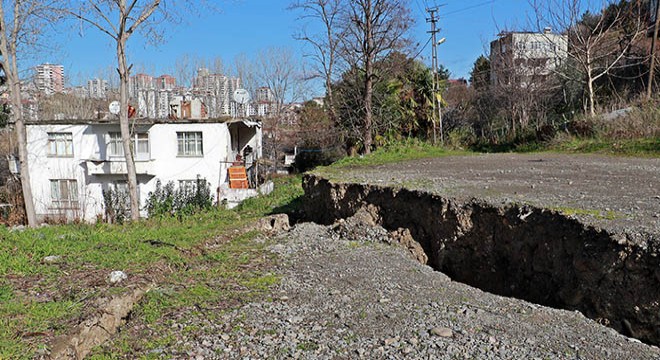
[543,27,552,34]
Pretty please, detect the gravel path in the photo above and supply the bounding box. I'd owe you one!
[156,220,660,359]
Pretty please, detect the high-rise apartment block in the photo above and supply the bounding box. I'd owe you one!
[193,68,241,118]
[87,78,108,99]
[35,64,64,95]
[156,75,176,90]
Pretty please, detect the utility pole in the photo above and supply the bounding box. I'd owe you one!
[427,7,444,146]
[647,0,660,99]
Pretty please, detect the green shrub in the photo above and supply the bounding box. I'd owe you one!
[145,176,213,217]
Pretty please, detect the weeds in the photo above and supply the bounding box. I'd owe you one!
[0,176,303,359]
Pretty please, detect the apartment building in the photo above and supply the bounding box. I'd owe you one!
[35,64,65,95]
[193,68,241,117]
[490,28,568,87]
[87,78,108,99]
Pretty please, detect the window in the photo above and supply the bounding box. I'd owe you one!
[48,133,73,157]
[108,132,150,160]
[177,132,203,156]
[178,179,197,193]
[108,132,123,157]
[50,179,78,208]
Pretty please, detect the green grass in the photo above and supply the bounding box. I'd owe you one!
[330,142,468,169]
[0,176,303,359]
[549,206,619,220]
[547,137,660,157]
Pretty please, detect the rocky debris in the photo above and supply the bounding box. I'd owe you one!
[252,213,291,235]
[108,271,127,284]
[330,206,428,263]
[49,288,147,360]
[131,223,659,359]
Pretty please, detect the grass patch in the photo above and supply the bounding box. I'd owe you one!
[330,142,467,169]
[0,176,303,359]
[547,137,660,157]
[549,206,619,220]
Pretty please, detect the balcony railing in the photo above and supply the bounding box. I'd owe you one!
[86,159,154,176]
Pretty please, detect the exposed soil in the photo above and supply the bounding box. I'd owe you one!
[304,153,660,344]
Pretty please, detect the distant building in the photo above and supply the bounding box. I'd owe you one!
[35,64,64,95]
[193,68,241,117]
[87,78,108,99]
[489,28,568,87]
[129,73,155,97]
[255,87,274,102]
[156,75,176,90]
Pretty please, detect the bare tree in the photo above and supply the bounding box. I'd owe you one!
[255,47,305,116]
[174,53,196,89]
[338,0,413,154]
[232,53,257,96]
[0,1,62,227]
[290,0,342,122]
[533,0,647,116]
[70,1,211,221]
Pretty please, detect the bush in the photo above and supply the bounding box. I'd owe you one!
[102,187,130,224]
[145,176,214,217]
[293,147,345,173]
[447,126,476,149]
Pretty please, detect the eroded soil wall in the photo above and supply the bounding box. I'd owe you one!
[302,174,660,345]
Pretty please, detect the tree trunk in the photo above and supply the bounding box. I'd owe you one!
[0,6,37,226]
[118,34,141,221]
[363,0,374,155]
[648,0,660,99]
[587,75,595,117]
[10,75,37,227]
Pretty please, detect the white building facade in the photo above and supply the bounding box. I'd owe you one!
[23,119,262,222]
[490,29,568,87]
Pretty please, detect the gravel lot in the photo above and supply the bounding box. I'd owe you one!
[322,153,659,237]
[156,220,660,359]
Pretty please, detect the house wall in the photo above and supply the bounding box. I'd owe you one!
[25,121,257,222]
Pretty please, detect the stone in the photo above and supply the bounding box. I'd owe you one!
[254,214,290,234]
[108,270,127,284]
[383,337,397,346]
[430,327,453,338]
[42,255,62,264]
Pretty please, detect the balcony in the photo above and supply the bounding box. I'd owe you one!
[86,159,154,176]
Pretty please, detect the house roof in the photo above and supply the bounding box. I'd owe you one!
[23,117,263,126]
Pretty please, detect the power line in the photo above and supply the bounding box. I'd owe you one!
[411,37,432,60]
[442,0,497,17]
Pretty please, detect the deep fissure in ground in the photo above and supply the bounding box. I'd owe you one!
[302,174,660,345]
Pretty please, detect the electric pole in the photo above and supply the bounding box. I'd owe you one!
[427,7,444,146]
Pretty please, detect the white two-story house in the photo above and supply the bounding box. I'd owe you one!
[21,118,262,222]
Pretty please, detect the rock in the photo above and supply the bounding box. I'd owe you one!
[42,255,62,264]
[254,214,290,234]
[383,337,397,346]
[430,327,453,338]
[108,270,127,284]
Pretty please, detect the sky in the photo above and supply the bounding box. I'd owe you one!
[35,0,542,96]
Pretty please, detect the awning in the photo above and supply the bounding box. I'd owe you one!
[226,118,262,128]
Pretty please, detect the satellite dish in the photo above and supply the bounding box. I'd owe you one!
[233,89,251,104]
[109,101,120,115]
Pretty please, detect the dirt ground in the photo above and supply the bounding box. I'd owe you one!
[326,153,659,238]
